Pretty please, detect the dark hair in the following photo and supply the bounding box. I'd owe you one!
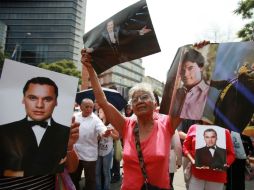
[203,128,217,136]
[98,107,110,126]
[153,91,160,107]
[106,19,115,27]
[182,49,205,68]
[124,104,133,117]
[23,77,58,98]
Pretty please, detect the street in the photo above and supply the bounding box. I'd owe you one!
[79,166,254,190]
[109,168,185,190]
[109,167,254,190]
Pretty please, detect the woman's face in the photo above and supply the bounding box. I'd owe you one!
[98,108,105,120]
[131,90,155,116]
[125,105,132,115]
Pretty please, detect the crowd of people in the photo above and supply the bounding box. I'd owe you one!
[0,45,254,190]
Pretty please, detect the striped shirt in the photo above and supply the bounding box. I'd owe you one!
[0,175,55,190]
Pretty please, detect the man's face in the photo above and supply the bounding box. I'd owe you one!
[204,131,217,147]
[98,108,105,120]
[81,100,94,117]
[22,83,57,121]
[107,21,114,33]
[180,61,202,88]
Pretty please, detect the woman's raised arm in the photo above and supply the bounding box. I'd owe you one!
[81,49,125,135]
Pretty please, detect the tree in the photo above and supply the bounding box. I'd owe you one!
[38,59,82,85]
[0,47,11,75]
[234,0,254,41]
[0,50,4,67]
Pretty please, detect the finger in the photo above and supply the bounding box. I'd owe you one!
[73,125,79,133]
[71,132,79,138]
[70,116,75,129]
[84,53,91,61]
[70,127,79,140]
[71,116,75,124]
[81,48,86,54]
[73,122,80,130]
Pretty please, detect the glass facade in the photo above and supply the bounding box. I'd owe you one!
[0,0,86,66]
[97,59,145,100]
[0,21,7,51]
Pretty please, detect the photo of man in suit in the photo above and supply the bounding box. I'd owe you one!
[0,77,70,177]
[82,0,160,74]
[102,19,151,62]
[195,128,226,170]
[87,19,152,63]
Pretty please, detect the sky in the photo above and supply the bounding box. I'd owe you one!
[84,0,246,83]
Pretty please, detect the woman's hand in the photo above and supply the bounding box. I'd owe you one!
[187,153,195,165]
[193,40,210,49]
[67,116,80,151]
[196,166,209,170]
[81,48,93,69]
[103,128,113,137]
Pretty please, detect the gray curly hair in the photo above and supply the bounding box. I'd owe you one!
[129,83,155,102]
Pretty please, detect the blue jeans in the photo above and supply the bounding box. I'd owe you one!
[96,149,113,190]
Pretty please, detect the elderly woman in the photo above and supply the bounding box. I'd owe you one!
[81,49,179,190]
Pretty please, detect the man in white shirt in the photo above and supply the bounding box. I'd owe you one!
[71,98,110,190]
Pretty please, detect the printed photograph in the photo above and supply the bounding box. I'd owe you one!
[203,42,254,133]
[195,125,226,170]
[160,43,218,121]
[83,0,160,74]
[0,59,79,177]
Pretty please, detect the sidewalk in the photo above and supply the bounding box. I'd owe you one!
[80,167,254,190]
[110,168,254,190]
[110,169,186,190]
[172,169,186,190]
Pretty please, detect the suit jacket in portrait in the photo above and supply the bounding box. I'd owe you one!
[0,118,70,176]
[101,26,141,62]
[195,146,226,169]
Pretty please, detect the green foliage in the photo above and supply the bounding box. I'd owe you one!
[237,21,254,41]
[234,0,254,41]
[38,59,82,84]
[0,48,10,70]
[0,50,4,68]
[234,0,254,19]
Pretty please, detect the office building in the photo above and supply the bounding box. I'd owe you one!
[143,76,164,97]
[0,21,7,52]
[82,59,145,100]
[0,0,86,66]
[101,59,145,99]
[1,0,163,101]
